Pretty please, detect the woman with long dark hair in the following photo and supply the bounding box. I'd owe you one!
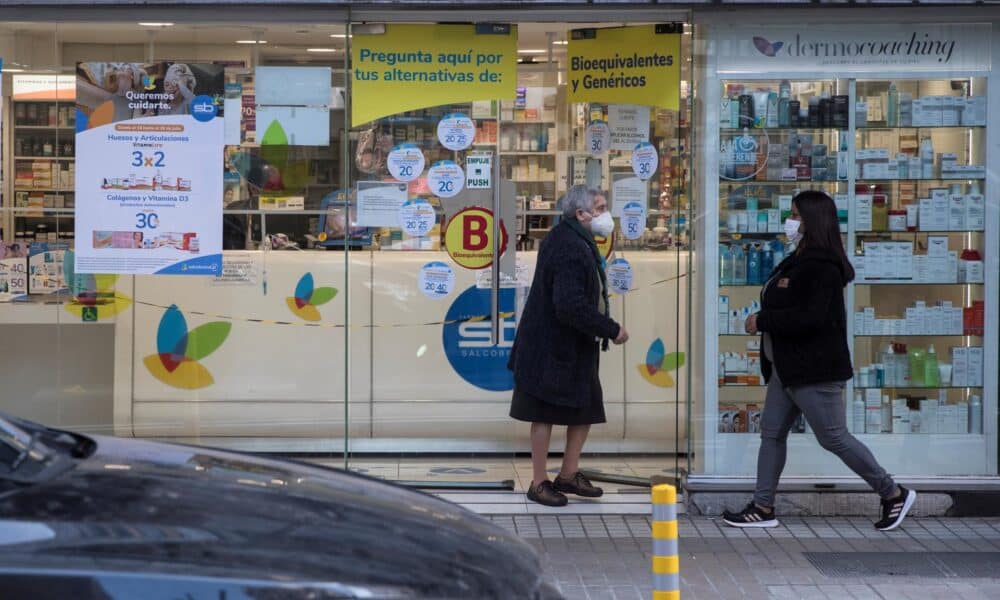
[723,191,916,531]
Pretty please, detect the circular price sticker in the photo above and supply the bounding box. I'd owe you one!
[586,121,611,156]
[437,113,476,151]
[419,261,455,300]
[631,142,659,180]
[444,207,509,270]
[427,160,465,198]
[387,143,426,182]
[607,258,633,295]
[620,201,646,241]
[398,199,437,238]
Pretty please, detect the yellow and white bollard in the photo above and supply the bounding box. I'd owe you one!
[651,483,680,600]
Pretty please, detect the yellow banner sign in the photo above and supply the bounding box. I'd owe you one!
[567,25,681,110]
[351,24,517,127]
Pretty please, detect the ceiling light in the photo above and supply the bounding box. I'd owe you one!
[3,68,25,73]
[138,22,174,27]
[236,40,267,45]
[307,48,338,53]
[518,49,546,54]
[553,40,568,45]
[329,33,351,38]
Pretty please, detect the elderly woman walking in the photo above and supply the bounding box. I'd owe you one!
[507,185,630,507]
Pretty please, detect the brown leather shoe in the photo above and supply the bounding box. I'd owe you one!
[527,480,568,507]
[553,471,604,498]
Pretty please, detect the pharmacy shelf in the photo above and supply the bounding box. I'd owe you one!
[718,180,846,185]
[13,188,74,193]
[14,125,75,130]
[499,151,554,156]
[855,230,985,235]
[502,121,555,125]
[720,127,843,134]
[857,125,986,130]
[854,386,983,390]
[13,156,74,161]
[854,334,983,338]
[855,281,985,286]
[856,177,986,183]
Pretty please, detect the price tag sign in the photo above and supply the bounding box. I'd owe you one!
[631,142,659,180]
[620,201,646,241]
[437,112,476,151]
[607,258,633,295]
[586,121,611,156]
[387,143,426,182]
[427,160,465,199]
[398,199,437,238]
[419,261,455,300]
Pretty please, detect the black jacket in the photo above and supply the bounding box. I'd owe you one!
[507,221,621,408]
[757,247,854,387]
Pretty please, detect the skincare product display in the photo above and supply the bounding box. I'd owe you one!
[854,300,984,336]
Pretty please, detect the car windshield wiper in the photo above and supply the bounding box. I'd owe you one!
[10,432,41,471]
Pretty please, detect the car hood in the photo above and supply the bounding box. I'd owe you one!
[0,436,542,598]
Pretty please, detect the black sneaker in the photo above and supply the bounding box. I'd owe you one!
[722,502,779,528]
[875,485,916,531]
[527,480,568,507]
[553,471,604,498]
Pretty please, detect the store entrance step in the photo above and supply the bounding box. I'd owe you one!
[433,489,684,515]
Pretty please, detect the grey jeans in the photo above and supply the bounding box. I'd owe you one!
[753,368,898,508]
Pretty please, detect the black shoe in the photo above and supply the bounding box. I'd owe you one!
[875,485,916,531]
[527,480,568,507]
[553,471,604,498]
[722,502,779,528]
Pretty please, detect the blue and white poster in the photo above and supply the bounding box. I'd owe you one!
[74,62,225,275]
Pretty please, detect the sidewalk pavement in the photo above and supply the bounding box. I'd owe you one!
[486,515,1000,600]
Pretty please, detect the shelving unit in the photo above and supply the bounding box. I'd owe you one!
[5,93,77,248]
[703,72,995,477]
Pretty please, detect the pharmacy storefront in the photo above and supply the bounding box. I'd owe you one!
[0,3,998,495]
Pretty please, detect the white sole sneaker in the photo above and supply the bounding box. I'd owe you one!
[877,488,917,531]
[723,517,780,528]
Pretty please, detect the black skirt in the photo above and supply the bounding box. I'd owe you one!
[509,385,606,426]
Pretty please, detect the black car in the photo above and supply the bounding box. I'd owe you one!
[0,413,562,599]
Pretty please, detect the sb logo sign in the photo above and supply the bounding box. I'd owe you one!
[444,207,509,270]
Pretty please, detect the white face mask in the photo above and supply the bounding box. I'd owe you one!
[783,218,803,243]
[588,211,615,237]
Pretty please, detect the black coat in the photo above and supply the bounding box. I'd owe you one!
[507,221,621,408]
[757,247,854,387]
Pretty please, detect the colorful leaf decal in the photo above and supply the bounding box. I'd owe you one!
[662,352,686,372]
[157,305,188,357]
[261,119,289,146]
[310,287,338,306]
[294,273,314,303]
[645,338,666,369]
[184,322,232,361]
[94,274,118,292]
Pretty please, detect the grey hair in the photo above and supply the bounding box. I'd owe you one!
[560,184,601,219]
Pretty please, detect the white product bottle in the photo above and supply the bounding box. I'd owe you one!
[881,344,895,387]
[970,394,983,434]
[920,137,934,179]
[853,391,866,434]
[837,135,849,180]
[881,394,892,433]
